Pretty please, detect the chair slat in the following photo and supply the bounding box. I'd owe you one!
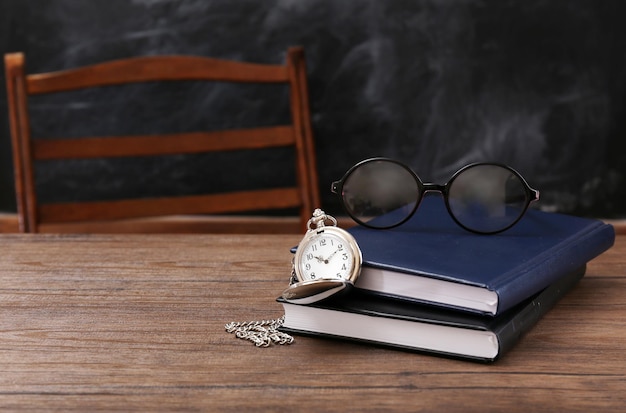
[38,188,302,223]
[32,126,296,160]
[27,55,289,94]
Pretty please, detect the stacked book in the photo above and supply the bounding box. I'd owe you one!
[278,197,615,362]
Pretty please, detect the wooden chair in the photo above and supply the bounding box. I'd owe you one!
[4,47,320,233]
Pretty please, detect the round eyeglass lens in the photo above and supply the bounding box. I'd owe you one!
[447,164,529,234]
[340,160,420,228]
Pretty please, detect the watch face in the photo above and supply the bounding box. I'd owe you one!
[294,227,360,283]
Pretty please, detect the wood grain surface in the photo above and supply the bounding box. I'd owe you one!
[0,234,624,412]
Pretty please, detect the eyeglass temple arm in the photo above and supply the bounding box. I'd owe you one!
[531,188,540,202]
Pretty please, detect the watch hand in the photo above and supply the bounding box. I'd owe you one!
[324,249,339,262]
[313,253,334,264]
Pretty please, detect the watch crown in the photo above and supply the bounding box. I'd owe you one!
[308,209,337,230]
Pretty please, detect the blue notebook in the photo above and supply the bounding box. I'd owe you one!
[348,195,615,315]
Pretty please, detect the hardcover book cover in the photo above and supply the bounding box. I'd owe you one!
[279,265,586,362]
[347,196,614,315]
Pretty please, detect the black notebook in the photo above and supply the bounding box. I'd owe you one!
[278,265,585,362]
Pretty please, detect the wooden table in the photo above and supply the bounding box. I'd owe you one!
[0,233,624,412]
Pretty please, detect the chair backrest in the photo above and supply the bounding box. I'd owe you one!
[4,47,320,233]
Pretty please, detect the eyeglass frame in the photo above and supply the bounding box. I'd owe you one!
[331,157,540,234]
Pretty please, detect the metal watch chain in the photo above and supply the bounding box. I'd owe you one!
[225,315,294,347]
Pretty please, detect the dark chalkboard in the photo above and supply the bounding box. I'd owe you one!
[1,0,625,219]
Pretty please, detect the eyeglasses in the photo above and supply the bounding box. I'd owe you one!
[331,157,539,234]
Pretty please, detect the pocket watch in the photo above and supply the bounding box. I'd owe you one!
[282,209,362,304]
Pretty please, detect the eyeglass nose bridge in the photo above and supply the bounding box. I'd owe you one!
[421,183,447,196]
